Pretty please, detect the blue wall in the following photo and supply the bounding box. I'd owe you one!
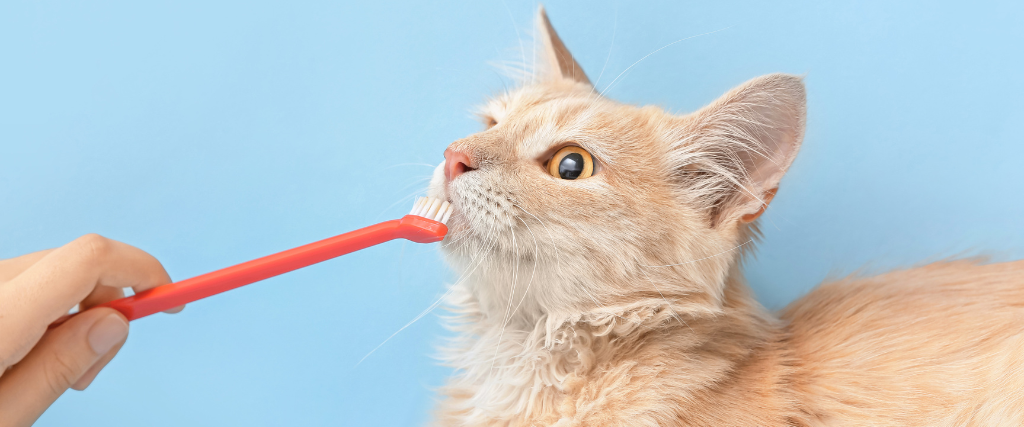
[2,1,1021,425]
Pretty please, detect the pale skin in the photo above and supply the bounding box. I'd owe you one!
[0,234,181,427]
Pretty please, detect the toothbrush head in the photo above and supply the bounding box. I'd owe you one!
[409,197,454,224]
[398,197,453,243]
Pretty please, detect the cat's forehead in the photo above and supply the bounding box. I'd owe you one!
[482,84,643,162]
[484,84,603,121]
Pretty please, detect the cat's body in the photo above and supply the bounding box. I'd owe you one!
[786,260,1024,426]
[435,260,1024,426]
[428,9,1024,426]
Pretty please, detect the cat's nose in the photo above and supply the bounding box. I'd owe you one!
[444,148,476,183]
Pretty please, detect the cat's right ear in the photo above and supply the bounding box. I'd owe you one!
[668,74,806,227]
[535,6,590,85]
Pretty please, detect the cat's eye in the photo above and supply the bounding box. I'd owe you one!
[547,146,594,180]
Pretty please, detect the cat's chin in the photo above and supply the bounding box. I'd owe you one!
[438,221,483,258]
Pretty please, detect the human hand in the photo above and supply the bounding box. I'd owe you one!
[0,234,178,427]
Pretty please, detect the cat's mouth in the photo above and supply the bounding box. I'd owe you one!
[428,161,520,250]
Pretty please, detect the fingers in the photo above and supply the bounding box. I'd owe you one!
[0,308,128,427]
[0,234,169,370]
[70,338,124,391]
[80,285,125,311]
[0,249,53,283]
[164,304,185,314]
[80,285,183,315]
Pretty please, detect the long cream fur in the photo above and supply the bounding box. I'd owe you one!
[425,8,1024,426]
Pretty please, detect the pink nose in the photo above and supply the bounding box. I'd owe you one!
[444,148,475,182]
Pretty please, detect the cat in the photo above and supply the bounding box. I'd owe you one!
[425,7,1024,426]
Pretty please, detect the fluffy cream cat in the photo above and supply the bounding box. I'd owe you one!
[426,8,1024,426]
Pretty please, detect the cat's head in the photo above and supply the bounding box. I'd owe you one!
[427,8,805,326]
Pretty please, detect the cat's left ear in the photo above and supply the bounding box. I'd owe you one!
[535,6,590,85]
[670,74,806,227]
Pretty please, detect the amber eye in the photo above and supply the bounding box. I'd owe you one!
[547,146,594,180]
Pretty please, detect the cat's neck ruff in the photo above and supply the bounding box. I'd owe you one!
[435,264,779,426]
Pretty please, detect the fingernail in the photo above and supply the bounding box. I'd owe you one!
[163,304,185,314]
[88,313,129,355]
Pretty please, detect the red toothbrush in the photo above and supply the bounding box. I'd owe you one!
[53,197,453,325]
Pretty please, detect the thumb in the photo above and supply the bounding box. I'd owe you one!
[0,308,128,427]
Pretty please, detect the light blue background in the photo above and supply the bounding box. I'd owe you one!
[2,1,1022,425]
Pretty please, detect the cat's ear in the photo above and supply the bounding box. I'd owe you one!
[671,74,806,227]
[535,6,590,85]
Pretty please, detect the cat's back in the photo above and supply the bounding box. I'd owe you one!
[781,260,1024,426]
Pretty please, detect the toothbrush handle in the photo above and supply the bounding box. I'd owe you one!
[52,215,446,325]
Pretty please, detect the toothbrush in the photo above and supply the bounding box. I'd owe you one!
[52,197,453,325]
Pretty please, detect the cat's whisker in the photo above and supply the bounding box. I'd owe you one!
[397,175,436,191]
[382,162,438,170]
[499,0,528,84]
[441,222,478,251]
[375,184,432,221]
[355,285,457,367]
[513,202,607,309]
[355,223,500,366]
[510,202,593,323]
[443,215,496,260]
[491,212,521,376]
[637,262,693,333]
[599,26,732,97]
[441,234,471,253]
[507,213,521,328]
[507,214,540,323]
[446,236,483,261]
[589,4,618,94]
[511,204,563,285]
[444,218,499,256]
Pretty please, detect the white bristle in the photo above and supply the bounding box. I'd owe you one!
[411,197,426,216]
[418,197,430,216]
[409,197,454,224]
[420,198,431,216]
[436,201,451,222]
[439,202,453,223]
[424,198,442,220]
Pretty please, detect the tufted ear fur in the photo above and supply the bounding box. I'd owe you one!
[535,6,590,85]
[669,74,806,227]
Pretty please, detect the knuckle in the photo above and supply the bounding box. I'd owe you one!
[44,352,80,395]
[72,233,113,261]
